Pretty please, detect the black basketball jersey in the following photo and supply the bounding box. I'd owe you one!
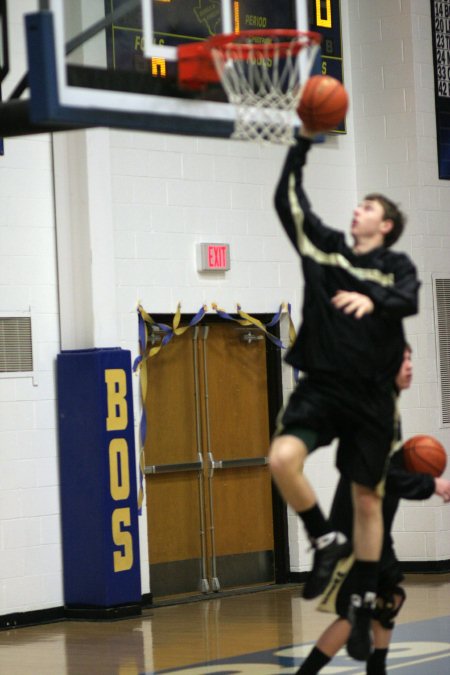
[275,138,420,385]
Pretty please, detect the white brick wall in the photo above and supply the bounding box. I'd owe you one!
[1,0,450,616]
[0,2,61,617]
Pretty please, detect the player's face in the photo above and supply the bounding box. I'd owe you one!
[395,349,413,391]
[351,199,392,244]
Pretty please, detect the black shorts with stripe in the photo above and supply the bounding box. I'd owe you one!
[276,373,396,488]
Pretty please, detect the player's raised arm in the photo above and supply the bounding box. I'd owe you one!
[274,127,342,256]
[273,135,313,253]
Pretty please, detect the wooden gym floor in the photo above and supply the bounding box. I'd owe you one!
[0,576,449,674]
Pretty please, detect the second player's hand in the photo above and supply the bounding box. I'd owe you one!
[435,477,450,502]
[331,291,375,319]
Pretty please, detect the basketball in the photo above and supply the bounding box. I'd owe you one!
[403,435,447,477]
[298,75,349,132]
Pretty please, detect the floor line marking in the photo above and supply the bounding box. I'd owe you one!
[351,650,450,675]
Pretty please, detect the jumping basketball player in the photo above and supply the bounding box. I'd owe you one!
[269,127,420,660]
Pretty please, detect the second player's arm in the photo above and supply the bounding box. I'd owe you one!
[386,464,436,500]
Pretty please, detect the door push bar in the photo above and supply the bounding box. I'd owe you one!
[208,456,269,472]
[144,460,203,474]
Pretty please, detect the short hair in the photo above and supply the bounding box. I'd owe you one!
[364,193,406,248]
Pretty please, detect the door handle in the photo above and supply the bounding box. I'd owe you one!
[210,456,269,470]
[144,460,203,474]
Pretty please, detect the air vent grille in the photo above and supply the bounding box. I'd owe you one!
[0,317,33,373]
[434,278,450,426]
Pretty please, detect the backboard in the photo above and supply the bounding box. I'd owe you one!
[25,0,313,138]
[0,0,8,82]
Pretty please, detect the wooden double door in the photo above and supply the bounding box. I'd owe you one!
[144,320,279,598]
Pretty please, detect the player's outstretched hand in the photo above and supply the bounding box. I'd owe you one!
[299,125,326,139]
[331,291,375,319]
[434,477,450,502]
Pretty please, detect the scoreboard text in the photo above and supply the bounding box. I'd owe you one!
[431,0,450,178]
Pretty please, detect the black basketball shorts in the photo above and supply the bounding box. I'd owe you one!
[275,373,396,489]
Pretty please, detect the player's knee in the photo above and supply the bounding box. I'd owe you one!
[373,586,406,629]
[352,485,381,520]
[268,438,305,476]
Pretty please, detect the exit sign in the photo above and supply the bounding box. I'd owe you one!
[197,243,230,271]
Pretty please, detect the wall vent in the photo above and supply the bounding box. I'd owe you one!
[433,276,450,427]
[0,317,33,373]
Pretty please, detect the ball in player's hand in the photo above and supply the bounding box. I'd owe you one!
[298,75,349,133]
[403,435,447,477]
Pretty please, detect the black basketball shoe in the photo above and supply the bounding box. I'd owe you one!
[302,531,351,600]
[346,591,376,661]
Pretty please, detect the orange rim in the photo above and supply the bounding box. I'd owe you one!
[206,29,322,57]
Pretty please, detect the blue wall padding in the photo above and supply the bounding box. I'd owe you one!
[57,348,141,607]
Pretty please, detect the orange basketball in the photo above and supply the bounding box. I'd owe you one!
[402,435,447,477]
[298,75,349,132]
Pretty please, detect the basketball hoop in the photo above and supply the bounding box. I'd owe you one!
[178,30,322,145]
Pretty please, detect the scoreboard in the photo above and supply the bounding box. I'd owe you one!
[107,0,298,70]
[149,0,298,44]
[108,1,343,76]
[431,0,450,178]
[308,0,344,130]
[309,0,343,81]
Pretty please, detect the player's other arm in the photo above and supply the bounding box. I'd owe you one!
[331,257,419,320]
[365,256,420,319]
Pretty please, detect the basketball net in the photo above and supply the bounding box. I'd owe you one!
[208,30,321,145]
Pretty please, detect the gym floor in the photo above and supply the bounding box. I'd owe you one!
[0,575,449,674]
